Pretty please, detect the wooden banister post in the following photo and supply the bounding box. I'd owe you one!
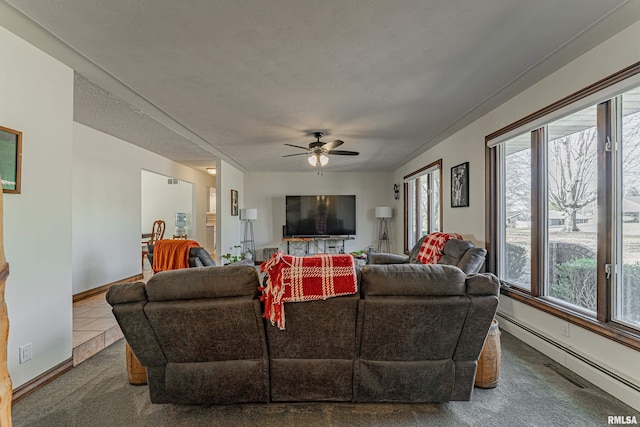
[0,185,13,426]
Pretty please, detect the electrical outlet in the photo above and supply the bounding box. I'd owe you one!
[19,343,32,364]
[560,321,570,337]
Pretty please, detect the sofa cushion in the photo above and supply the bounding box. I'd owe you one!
[146,265,259,301]
[457,247,488,274]
[361,264,466,296]
[438,239,474,265]
[407,235,428,263]
[188,247,216,267]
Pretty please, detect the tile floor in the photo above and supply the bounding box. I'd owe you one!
[72,260,153,366]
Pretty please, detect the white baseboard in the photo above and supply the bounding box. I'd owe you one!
[497,312,640,412]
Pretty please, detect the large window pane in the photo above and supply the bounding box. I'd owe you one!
[407,180,417,249]
[503,134,532,289]
[419,171,440,235]
[430,172,440,233]
[420,178,430,235]
[405,161,442,251]
[546,106,598,313]
[617,87,640,327]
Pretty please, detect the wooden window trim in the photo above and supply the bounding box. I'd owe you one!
[531,128,545,297]
[597,101,613,323]
[403,182,409,254]
[487,60,640,350]
[486,60,640,144]
[501,285,640,352]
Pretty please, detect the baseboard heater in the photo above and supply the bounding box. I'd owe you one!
[496,312,640,394]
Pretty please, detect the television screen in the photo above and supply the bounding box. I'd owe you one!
[285,195,356,237]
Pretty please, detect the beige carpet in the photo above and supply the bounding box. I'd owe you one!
[11,331,640,427]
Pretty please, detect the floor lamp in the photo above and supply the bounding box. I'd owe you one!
[375,206,392,253]
[240,208,257,259]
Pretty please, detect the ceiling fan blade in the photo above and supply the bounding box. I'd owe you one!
[282,153,309,157]
[321,139,344,150]
[284,143,310,150]
[328,150,359,156]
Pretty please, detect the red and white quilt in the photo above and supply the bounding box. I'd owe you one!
[260,252,358,330]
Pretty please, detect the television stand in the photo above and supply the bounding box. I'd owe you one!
[283,236,355,255]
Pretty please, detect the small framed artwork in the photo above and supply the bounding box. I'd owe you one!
[231,189,239,216]
[0,126,22,194]
[451,162,469,208]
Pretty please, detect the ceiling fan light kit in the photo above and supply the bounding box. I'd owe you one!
[284,132,359,167]
[308,153,329,167]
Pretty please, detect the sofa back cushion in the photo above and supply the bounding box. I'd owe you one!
[439,239,487,274]
[405,236,486,274]
[407,235,428,263]
[361,264,466,296]
[141,266,265,364]
[146,265,259,301]
[147,243,217,268]
[438,239,474,265]
[359,264,469,361]
[188,247,216,267]
[144,298,265,363]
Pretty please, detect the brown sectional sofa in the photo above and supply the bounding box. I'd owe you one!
[106,262,499,405]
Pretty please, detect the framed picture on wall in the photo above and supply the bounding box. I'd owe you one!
[0,126,22,194]
[451,162,469,208]
[231,189,239,216]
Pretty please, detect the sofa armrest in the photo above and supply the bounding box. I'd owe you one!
[368,253,410,264]
[465,272,500,296]
[106,283,167,367]
[452,273,500,363]
[105,281,147,305]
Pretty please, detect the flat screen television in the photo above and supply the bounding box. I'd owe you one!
[285,195,356,237]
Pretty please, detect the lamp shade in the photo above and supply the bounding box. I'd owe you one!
[375,206,392,219]
[240,208,257,221]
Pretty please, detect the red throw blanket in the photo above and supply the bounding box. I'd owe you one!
[415,232,463,264]
[260,252,358,330]
[152,239,200,273]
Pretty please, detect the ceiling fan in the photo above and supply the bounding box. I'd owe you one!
[283,132,359,166]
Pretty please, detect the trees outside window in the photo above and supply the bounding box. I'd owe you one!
[490,81,640,335]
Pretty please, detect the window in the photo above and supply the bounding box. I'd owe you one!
[545,107,598,313]
[488,61,640,346]
[500,134,532,289]
[615,86,640,328]
[404,160,442,252]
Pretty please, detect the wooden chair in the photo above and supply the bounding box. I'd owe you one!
[142,220,166,267]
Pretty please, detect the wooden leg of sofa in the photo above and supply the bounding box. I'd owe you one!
[125,341,147,385]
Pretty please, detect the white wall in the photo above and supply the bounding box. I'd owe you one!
[217,160,245,263]
[243,172,395,257]
[141,170,193,238]
[393,19,640,410]
[0,22,217,387]
[73,123,216,295]
[0,26,74,388]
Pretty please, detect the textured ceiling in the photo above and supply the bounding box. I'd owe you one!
[5,0,640,173]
